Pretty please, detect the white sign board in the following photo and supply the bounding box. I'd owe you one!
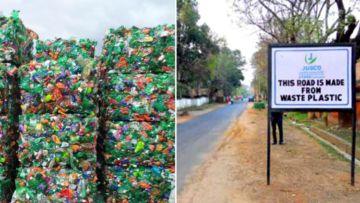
[271,46,352,109]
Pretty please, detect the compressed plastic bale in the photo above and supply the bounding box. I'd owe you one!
[103,72,175,121]
[101,25,175,74]
[18,114,98,171]
[12,167,97,203]
[0,10,33,65]
[35,38,96,62]
[19,58,98,115]
[0,116,11,202]
[104,120,175,170]
[104,165,173,202]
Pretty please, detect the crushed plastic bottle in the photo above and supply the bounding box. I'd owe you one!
[100,25,175,74]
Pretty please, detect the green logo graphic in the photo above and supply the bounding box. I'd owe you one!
[305,53,317,64]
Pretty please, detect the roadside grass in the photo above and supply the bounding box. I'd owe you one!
[285,112,312,128]
[286,112,308,122]
[283,111,360,173]
[309,132,349,162]
[285,112,360,147]
[311,120,360,149]
[303,126,360,174]
[291,123,348,162]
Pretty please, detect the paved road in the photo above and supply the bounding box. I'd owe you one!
[177,101,247,192]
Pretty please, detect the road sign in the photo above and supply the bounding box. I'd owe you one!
[271,46,352,110]
[267,43,356,186]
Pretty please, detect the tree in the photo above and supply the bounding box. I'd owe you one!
[177,0,219,98]
[251,38,272,100]
[177,0,245,101]
[208,47,245,100]
[232,0,360,45]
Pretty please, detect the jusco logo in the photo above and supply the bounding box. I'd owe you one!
[305,53,317,65]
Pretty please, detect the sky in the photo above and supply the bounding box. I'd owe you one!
[197,0,259,87]
[0,0,175,55]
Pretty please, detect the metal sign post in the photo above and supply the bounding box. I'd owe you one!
[267,43,356,185]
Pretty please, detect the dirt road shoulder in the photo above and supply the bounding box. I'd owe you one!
[178,104,360,203]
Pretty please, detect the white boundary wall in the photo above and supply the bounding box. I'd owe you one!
[176,97,209,110]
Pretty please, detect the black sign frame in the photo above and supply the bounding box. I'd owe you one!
[267,43,357,185]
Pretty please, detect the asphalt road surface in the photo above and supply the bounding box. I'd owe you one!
[177,101,247,192]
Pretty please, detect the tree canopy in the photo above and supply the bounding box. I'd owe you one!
[232,0,360,45]
[177,0,246,99]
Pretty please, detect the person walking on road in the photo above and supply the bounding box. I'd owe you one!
[271,112,284,145]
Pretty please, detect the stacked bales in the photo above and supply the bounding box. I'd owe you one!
[0,11,33,202]
[13,39,99,202]
[0,10,176,202]
[100,25,175,202]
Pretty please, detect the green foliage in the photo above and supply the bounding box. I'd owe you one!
[207,54,217,80]
[177,82,189,99]
[208,47,245,97]
[251,39,269,99]
[233,86,250,98]
[253,102,265,110]
[177,0,218,92]
[287,112,308,122]
[177,0,245,99]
